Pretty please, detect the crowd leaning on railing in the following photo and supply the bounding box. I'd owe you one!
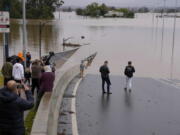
[0,51,56,135]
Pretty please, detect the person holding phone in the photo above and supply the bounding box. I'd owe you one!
[0,80,34,135]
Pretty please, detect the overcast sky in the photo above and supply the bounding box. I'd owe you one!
[63,0,179,7]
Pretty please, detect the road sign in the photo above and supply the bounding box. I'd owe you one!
[0,11,10,33]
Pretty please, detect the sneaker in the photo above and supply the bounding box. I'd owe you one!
[107,92,112,94]
[124,88,127,91]
[102,91,106,94]
[129,89,132,93]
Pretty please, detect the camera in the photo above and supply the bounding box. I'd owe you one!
[17,84,24,89]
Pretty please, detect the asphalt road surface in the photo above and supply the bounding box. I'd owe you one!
[76,74,180,135]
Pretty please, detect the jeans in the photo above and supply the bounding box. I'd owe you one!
[125,77,132,90]
[102,77,111,93]
[31,78,40,95]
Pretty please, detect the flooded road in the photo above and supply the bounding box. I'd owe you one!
[76,75,180,135]
[0,12,180,79]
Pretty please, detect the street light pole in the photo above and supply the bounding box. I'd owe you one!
[170,0,178,79]
[39,22,42,59]
[22,0,27,67]
[56,0,64,20]
[39,21,50,59]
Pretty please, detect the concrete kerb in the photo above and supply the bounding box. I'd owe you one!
[31,65,80,135]
[47,65,80,135]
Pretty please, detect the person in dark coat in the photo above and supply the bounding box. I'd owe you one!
[36,66,55,109]
[124,61,135,92]
[0,80,34,135]
[31,60,42,95]
[99,61,112,94]
[26,52,31,68]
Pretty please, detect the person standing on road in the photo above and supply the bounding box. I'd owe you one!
[0,80,34,135]
[99,61,112,94]
[80,60,85,78]
[1,58,13,86]
[124,61,135,92]
[12,58,24,84]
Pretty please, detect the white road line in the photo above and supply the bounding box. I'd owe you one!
[71,78,82,135]
[153,78,180,90]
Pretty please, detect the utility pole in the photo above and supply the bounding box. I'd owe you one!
[39,21,51,59]
[160,0,166,60]
[22,0,27,67]
[170,0,178,79]
[39,22,42,59]
[56,0,64,20]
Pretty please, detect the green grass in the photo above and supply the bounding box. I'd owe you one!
[0,71,4,87]
[25,109,37,135]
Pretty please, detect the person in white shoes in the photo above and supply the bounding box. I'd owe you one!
[124,61,135,92]
[13,58,24,83]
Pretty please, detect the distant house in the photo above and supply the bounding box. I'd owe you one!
[104,11,124,17]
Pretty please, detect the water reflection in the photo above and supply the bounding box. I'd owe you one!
[101,94,111,111]
[124,92,132,108]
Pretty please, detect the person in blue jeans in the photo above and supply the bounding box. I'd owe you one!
[99,61,112,94]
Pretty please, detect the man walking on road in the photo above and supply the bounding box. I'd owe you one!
[99,61,112,94]
[124,61,135,92]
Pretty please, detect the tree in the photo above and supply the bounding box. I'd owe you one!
[76,3,108,17]
[26,0,60,19]
[0,0,22,18]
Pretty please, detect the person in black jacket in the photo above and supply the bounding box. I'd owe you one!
[99,61,112,94]
[124,61,135,92]
[0,80,34,135]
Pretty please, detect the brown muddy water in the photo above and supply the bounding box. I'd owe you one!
[0,12,180,79]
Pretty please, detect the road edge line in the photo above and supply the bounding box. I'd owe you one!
[71,78,82,135]
[153,78,180,90]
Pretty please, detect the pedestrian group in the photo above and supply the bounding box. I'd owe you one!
[0,51,55,135]
[99,61,135,94]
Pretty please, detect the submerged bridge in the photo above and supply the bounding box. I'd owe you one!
[30,48,180,135]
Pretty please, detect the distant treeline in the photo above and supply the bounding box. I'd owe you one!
[61,6,180,14]
[0,0,59,19]
[75,3,135,18]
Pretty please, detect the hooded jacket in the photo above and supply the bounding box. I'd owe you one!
[0,88,34,129]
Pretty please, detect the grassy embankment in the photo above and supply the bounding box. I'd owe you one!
[25,109,37,135]
[0,71,4,87]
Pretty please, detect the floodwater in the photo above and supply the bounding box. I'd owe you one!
[0,12,180,80]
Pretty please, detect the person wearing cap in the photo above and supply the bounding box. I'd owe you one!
[12,58,24,83]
